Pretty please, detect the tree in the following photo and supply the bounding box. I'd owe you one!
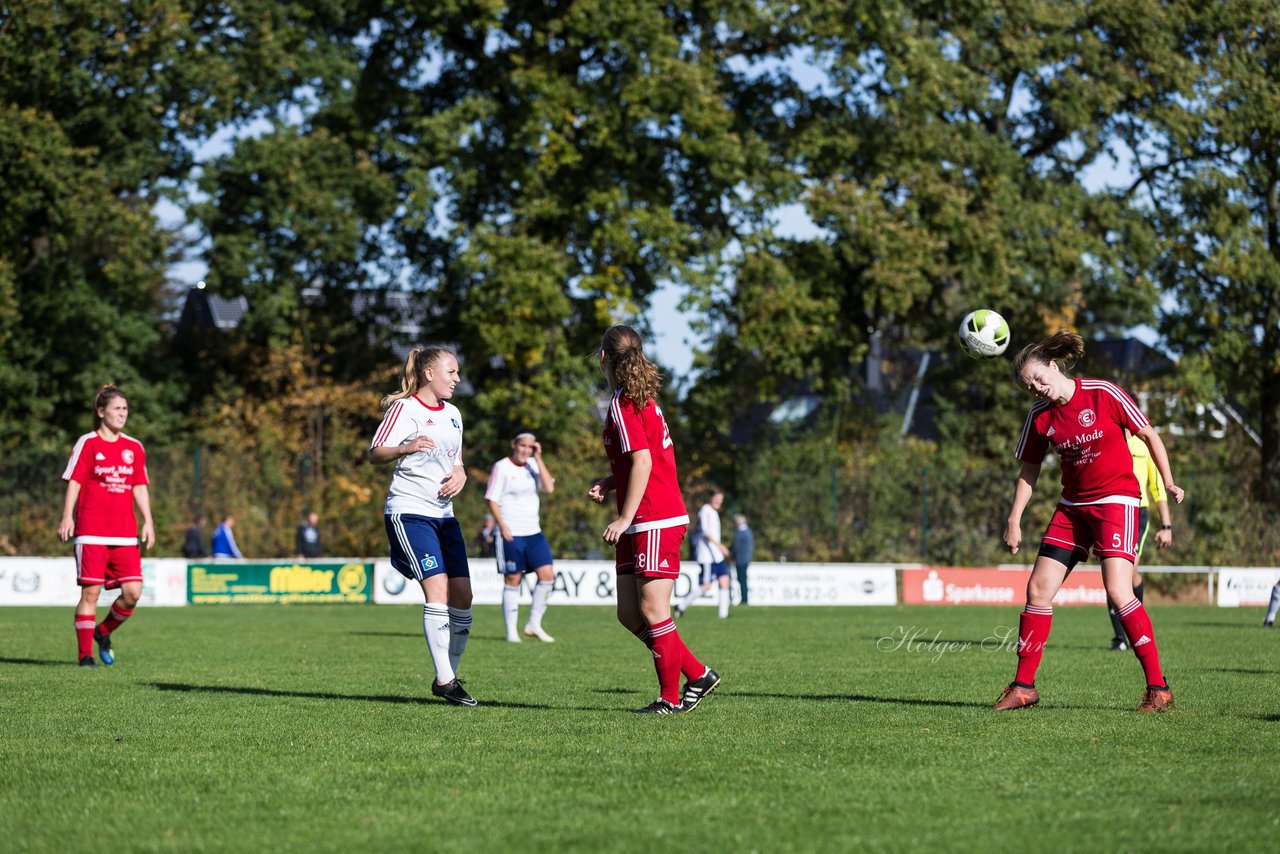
[1130,0,1280,500]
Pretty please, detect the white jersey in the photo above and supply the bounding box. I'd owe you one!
[484,457,543,536]
[694,502,723,565]
[371,395,464,518]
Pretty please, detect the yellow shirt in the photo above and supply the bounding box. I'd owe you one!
[1127,434,1166,508]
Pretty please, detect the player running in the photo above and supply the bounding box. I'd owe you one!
[587,325,720,714]
[996,331,1184,713]
[58,385,155,667]
[486,429,558,643]
[369,347,476,706]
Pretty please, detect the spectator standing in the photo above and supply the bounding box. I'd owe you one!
[732,513,754,606]
[182,513,207,559]
[295,511,323,559]
[476,512,498,558]
[211,514,243,559]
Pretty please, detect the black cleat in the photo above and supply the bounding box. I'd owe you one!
[94,628,115,665]
[1109,638,1128,652]
[79,656,96,668]
[634,698,683,714]
[680,667,721,711]
[431,678,477,707]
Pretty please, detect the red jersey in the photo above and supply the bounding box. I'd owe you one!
[603,391,689,532]
[1015,378,1149,504]
[62,432,149,544]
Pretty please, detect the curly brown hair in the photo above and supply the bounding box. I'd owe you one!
[599,325,661,407]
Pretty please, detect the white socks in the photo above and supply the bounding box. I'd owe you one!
[679,586,702,611]
[502,585,521,640]
[448,606,472,673]
[422,603,454,684]
[529,580,552,630]
[718,586,730,619]
[1266,582,1280,623]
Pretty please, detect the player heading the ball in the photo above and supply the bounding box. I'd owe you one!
[995,331,1184,714]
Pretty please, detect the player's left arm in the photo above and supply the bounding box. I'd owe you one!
[1135,424,1184,504]
[133,484,156,549]
[603,449,651,544]
[532,442,555,493]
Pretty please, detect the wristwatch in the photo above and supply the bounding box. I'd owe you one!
[1160,524,1172,530]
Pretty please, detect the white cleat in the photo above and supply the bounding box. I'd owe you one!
[523,625,555,643]
[506,633,522,643]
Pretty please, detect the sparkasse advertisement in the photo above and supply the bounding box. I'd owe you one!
[188,561,372,604]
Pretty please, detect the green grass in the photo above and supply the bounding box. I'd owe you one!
[1,604,1276,852]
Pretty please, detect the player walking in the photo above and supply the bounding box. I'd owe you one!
[996,332,1184,713]
[486,429,558,643]
[675,488,733,619]
[370,347,476,706]
[58,385,154,667]
[587,325,720,714]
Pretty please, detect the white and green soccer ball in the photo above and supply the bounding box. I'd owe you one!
[958,309,1010,359]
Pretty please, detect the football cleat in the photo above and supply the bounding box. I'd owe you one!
[79,656,97,668]
[680,667,721,711]
[431,678,478,707]
[506,633,522,643]
[94,627,115,665]
[1264,619,1275,628]
[1137,682,1173,713]
[673,607,685,619]
[634,698,684,715]
[1109,638,1128,652]
[523,625,555,643]
[993,682,1040,711]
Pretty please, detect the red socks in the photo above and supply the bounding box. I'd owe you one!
[647,619,684,703]
[1013,605,1053,685]
[1116,599,1165,687]
[98,601,133,636]
[633,619,705,703]
[74,613,95,659]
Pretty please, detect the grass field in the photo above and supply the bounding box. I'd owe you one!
[1,603,1276,852]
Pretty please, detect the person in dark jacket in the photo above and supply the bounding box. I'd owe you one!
[182,514,207,559]
[731,513,754,605]
[295,512,323,559]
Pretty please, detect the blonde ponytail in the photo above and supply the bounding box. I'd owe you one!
[381,347,455,409]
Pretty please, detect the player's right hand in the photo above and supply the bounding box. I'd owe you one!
[1004,521,1022,555]
[404,435,436,455]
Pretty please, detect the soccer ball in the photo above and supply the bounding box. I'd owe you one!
[958,309,1010,359]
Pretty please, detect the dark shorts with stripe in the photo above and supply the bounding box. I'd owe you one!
[385,514,470,581]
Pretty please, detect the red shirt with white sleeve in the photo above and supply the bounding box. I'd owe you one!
[603,390,689,532]
[62,432,149,544]
[1015,378,1148,505]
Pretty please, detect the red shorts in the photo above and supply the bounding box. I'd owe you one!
[1041,503,1140,562]
[75,543,142,589]
[614,526,685,579]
